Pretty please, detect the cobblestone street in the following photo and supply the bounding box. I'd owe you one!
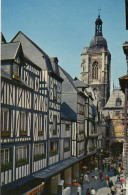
[71,168,116,195]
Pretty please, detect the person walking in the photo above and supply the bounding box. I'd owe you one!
[84,173,89,183]
[90,187,96,195]
[99,170,102,180]
[118,167,121,175]
[77,184,82,195]
[111,184,116,195]
[79,177,83,190]
[105,175,109,187]
[109,180,113,189]
[86,188,90,195]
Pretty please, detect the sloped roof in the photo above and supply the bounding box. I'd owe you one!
[1,42,20,60]
[73,79,87,88]
[1,33,6,43]
[61,102,77,121]
[104,89,125,108]
[119,74,128,80]
[59,66,79,93]
[11,31,52,71]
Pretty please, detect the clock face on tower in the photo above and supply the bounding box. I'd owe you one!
[113,122,124,137]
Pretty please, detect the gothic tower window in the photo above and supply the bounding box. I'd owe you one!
[92,61,98,79]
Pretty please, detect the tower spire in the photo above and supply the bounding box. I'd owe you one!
[95,15,103,36]
[98,8,101,16]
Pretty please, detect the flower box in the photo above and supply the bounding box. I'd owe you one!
[38,130,44,135]
[20,131,27,136]
[16,158,29,166]
[53,129,57,135]
[1,130,10,137]
[1,162,12,172]
[34,153,46,161]
[49,150,58,156]
[12,74,21,81]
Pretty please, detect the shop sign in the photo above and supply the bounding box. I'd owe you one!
[23,182,44,195]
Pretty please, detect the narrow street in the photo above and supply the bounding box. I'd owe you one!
[71,167,119,195]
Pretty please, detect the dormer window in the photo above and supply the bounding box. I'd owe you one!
[116,98,122,106]
[12,63,21,81]
[13,64,20,76]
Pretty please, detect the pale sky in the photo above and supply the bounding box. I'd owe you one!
[2,0,128,91]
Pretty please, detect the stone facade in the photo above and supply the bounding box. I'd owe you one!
[81,15,111,108]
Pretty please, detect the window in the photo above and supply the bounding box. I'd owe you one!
[64,140,70,152]
[16,146,28,165]
[28,76,34,89]
[13,63,20,77]
[1,149,10,165]
[92,61,98,79]
[78,104,84,114]
[1,148,12,171]
[1,108,9,137]
[115,111,120,117]
[34,143,46,160]
[21,112,26,131]
[66,124,70,131]
[17,146,27,160]
[38,114,44,135]
[50,141,58,156]
[53,115,57,135]
[1,108,9,131]
[34,143,45,155]
[20,112,27,136]
[116,98,122,106]
[53,85,57,101]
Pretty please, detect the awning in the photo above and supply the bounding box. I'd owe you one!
[33,151,97,180]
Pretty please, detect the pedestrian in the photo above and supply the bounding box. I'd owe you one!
[111,184,116,195]
[99,170,102,180]
[105,174,109,187]
[95,175,98,181]
[84,173,89,183]
[113,167,117,176]
[86,188,90,195]
[90,187,96,195]
[79,177,83,190]
[77,184,82,195]
[107,164,110,171]
[102,163,104,171]
[109,180,113,188]
[118,167,121,175]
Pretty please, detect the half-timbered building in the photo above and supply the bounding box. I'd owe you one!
[1,31,106,195]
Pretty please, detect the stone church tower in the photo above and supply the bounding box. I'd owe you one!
[81,15,111,108]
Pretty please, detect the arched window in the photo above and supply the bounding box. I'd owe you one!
[92,61,98,79]
[116,98,122,106]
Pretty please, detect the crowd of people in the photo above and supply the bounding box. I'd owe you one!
[76,156,124,195]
